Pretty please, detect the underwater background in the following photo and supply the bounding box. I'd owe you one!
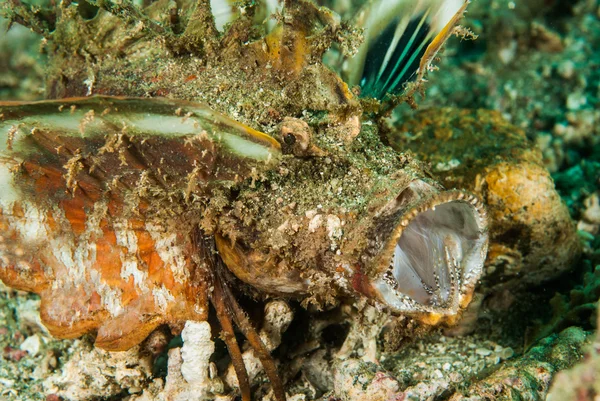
[0,0,599,400]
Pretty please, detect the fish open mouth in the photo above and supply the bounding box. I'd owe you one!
[368,182,488,318]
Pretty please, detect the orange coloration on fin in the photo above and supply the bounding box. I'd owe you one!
[0,96,285,350]
[417,1,470,82]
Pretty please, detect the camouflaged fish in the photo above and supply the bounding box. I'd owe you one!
[0,0,485,400]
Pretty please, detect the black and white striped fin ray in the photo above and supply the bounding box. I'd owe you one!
[345,0,466,100]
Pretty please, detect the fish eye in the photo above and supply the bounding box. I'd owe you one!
[283,133,297,145]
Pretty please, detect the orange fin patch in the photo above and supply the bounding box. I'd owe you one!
[0,96,281,350]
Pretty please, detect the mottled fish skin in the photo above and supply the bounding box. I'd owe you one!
[0,3,493,401]
[0,96,280,350]
[0,0,486,357]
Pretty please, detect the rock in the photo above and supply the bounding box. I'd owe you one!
[43,341,153,401]
[389,108,581,291]
[15,299,48,335]
[546,345,600,401]
[180,322,213,386]
[334,359,402,401]
[449,327,590,400]
[545,305,600,401]
[20,333,43,357]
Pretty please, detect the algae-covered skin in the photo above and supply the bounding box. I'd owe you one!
[41,0,361,133]
[0,1,492,400]
[1,1,596,401]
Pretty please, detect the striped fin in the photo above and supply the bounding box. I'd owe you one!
[210,0,238,32]
[0,96,282,351]
[0,96,280,198]
[209,0,283,32]
[344,0,468,100]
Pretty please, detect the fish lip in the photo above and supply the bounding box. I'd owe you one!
[364,187,489,318]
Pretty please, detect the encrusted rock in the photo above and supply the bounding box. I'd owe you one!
[546,305,600,401]
[334,359,402,401]
[389,108,581,291]
[43,341,153,400]
[449,327,590,400]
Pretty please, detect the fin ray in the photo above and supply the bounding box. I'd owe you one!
[341,0,468,100]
